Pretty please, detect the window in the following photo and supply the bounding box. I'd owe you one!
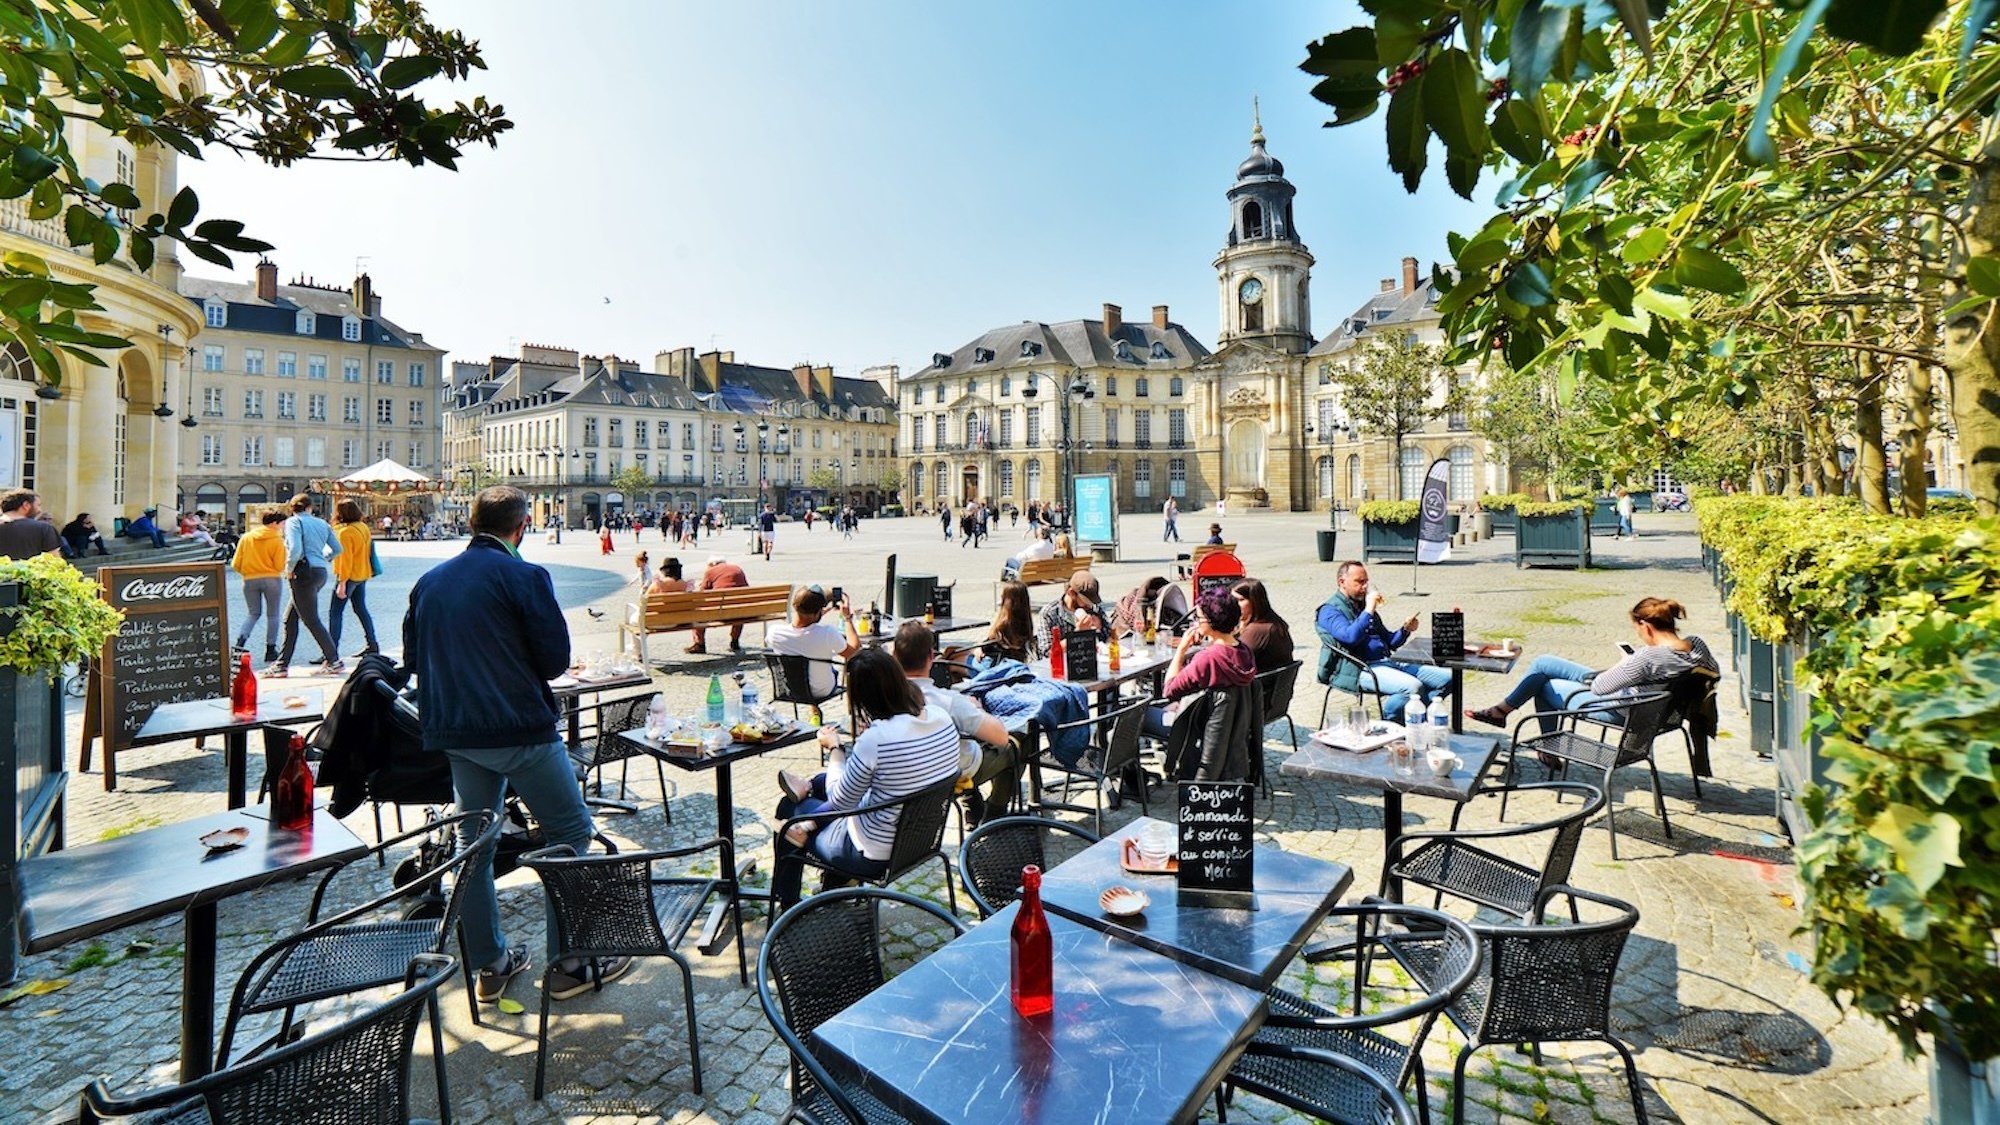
[999,459,1015,495]
[967,378,978,395]
[683,422,695,449]
[342,439,358,468]
[935,461,949,497]
[1168,408,1187,447]
[635,422,649,449]
[933,415,946,448]
[1318,399,1339,440]
[1448,444,1477,500]
[1106,375,1118,396]
[204,300,226,328]
[911,463,924,497]
[909,420,923,452]
[1150,341,1172,360]
[375,361,393,384]
[342,358,361,383]
[276,351,296,377]
[307,394,326,422]
[998,410,1014,448]
[709,423,722,449]
[408,362,425,387]
[200,434,223,465]
[276,391,296,419]
[243,348,263,375]
[1318,456,1335,499]
[1133,459,1152,498]
[1135,377,1149,398]
[1447,376,1467,430]
[1169,376,1184,397]
[243,389,264,418]
[1134,410,1152,447]
[1025,406,1041,445]
[1348,455,1362,501]
[1103,409,1119,445]
[342,396,360,423]
[609,418,623,447]
[342,316,361,342]
[1169,458,1187,497]
[913,385,924,405]
[296,310,316,335]
[812,429,823,449]
[376,398,393,424]
[408,399,423,426]
[1000,374,1011,396]
[201,386,223,416]
[409,440,424,467]
[273,437,296,467]
[584,417,600,446]
[1400,446,1426,500]
[307,354,327,380]
[306,437,326,467]
[1319,363,1333,386]
[377,440,393,462]
[1025,458,1043,499]
[202,346,223,372]
[242,436,263,465]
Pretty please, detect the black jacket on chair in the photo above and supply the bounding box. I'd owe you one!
[1162,683,1263,784]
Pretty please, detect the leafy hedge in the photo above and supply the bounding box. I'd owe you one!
[1356,500,1420,523]
[0,554,124,674]
[1515,499,1592,517]
[1698,496,2000,1056]
[1478,492,1534,512]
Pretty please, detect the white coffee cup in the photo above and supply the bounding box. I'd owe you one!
[1502,637,1519,654]
[1426,748,1457,777]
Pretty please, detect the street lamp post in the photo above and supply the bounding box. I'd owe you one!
[1020,371,1094,520]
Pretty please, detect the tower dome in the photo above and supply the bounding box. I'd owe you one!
[1236,122,1285,179]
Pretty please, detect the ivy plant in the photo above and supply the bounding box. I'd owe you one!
[0,554,123,674]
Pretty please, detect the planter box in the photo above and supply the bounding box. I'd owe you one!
[1,582,69,984]
[1773,630,1832,845]
[1932,1012,2000,1125]
[1514,511,1593,568]
[1484,508,1518,534]
[1589,497,1621,534]
[1360,515,1458,564]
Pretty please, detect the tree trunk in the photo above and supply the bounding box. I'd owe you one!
[1906,217,1944,517]
[1856,354,1890,514]
[1944,134,2000,517]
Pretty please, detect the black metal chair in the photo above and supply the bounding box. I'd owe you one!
[1229,1042,1418,1125]
[758,888,968,1124]
[1649,666,1721,799]
[1381,885,1650,1125]
[957,815,1102,918]
[1505,688,1677,859]
[765,652,844,722]
[1382,781,1605,923]
[775,773,962,918]
[1317,646,1393,728]
[80,954,457,1125]
[518,839,730,1099]
[1253,660,1304,798]
[1222,903,1478,1125]
[214,809,501,1119]
[1029,695,1151,834]
[577,692,675,820]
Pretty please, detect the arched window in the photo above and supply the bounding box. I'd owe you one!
[1447,444,1477,501]
[1317,456,1335,499]
[1399,447,1427,500]
[1241,200,1264,239]
[1348,455,1362,501]
[999,374,1011,397]
[965,410,982,447]
[1024,458,1043,500]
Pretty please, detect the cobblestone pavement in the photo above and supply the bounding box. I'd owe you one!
[3,510,1927,1123]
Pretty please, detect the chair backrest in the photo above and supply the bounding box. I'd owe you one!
[81,955,456,1125]
[592,693,655,765]
[958,816,1102,918]
[1256,660,1302,720]
[1097,695,1151,781]
[309,809,502,948]
[1469,886,1638,1045]
[1523,781,1607,892]
[757,888,967,1114]
[1656,667,1720,738]
[1611,688,1677,758]
[1171,682,1260,783]
[881,774,964,883]
[520,847,673,957]
[764,653,831,706]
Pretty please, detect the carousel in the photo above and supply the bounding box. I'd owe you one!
[310,459,450,538]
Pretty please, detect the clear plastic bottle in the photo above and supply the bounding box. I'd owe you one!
[1427,695,1451,749]
[1405,698,1428,754]
[647,693,667,740]
[741,675,759,720]
[724,672,745,724]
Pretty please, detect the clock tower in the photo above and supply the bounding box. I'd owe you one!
[1214,110,1313,355]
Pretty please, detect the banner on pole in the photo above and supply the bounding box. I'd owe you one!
[1417,458,1452,564]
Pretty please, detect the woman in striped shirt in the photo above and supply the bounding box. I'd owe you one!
[771,648,963,910]
[1466,596,1716,736]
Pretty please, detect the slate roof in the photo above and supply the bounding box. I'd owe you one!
[1308,272,1453,356]
[179,275,433,351]
[565,365,702,411]
[920,317,1211,377]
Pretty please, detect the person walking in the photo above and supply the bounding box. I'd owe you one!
[758,503,777,561]
[1615,487,1636,539]
[327,498,381,659]
[940,503,953,542]
[266,494,343,678]
[1162,496,1181,542]
[230,507,288,663]
[599,520,614,555]
[403,485,625,1005]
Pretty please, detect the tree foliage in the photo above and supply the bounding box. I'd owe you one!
[806,466,840,493]
[1328,338,1471,498]
[610,465,653,499]
[1,0,510,384]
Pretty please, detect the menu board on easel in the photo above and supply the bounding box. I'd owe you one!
[1177,781,1256,909]
[83,561,228,789]
[1064,629,1099,682]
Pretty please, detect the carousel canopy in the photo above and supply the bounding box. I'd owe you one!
[311,459,447,496]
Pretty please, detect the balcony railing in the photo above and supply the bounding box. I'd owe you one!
[1134,438,1152,450]
[1168,439,1187,450]
[1103,438,1120,449]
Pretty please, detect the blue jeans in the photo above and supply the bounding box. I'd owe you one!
[1500,655,1601,735]
[1618,514,1634,537]
[772,786,889,909]
[1364,660,1454,724]
[445,738,595,971]
[328,577,378,651]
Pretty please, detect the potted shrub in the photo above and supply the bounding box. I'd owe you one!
[1478,492,1532,534]
[1356,500,1421,563]
[1513,499,1594,568]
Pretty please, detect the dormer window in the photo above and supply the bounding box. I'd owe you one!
[1113,340,1134,362]
[342,315,361,341]
[1149,342,1172,360]
[295,309,316,335]
[1019,340,1041,358]
[1373,307,1391,321]
[1000,374,1011,396]
[932,352,951,368]
[204,299,226,328]
[1351,318,1368,334]
[973,347,995,364]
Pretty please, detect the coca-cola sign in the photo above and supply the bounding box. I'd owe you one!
[120,574,212,603]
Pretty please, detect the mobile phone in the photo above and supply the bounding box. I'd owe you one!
[829,586,844,607]
[1617,642,1634,654]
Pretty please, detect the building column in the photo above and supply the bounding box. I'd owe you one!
[71,356,119,521]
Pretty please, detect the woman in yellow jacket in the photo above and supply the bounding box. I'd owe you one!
[230,507,289,662]
[328,498,381,658]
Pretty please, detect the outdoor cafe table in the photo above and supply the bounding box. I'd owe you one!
[859,615,991,644]
[132,688,326,810]
[617,722,818,979]
[550,667,653,812]
[16,804,364,1082]
[1398,634,1521,734]
[810,902,1267,1125]
[1027,643,1173,699]
[1036,816,1354,989]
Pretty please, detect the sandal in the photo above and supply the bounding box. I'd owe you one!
[784,820,817,848]
[1465,704,1512,728]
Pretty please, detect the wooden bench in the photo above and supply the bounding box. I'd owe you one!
[1015,556,1092,588]
[619,584,792,662]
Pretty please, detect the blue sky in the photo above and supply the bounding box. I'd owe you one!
[185,1,1489,379]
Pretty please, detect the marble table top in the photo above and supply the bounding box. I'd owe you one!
[1280,730,1502,801]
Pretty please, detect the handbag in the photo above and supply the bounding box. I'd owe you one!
[369,539,383,578]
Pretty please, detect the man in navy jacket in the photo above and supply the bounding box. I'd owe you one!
[404,486,625,1005]
[1314,559,1450,722]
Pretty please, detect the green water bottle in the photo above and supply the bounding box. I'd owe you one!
[706,674,725,724]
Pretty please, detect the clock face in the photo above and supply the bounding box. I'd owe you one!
[1239,277,1264,303]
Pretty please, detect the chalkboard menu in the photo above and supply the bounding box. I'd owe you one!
[1195,573,1237,604]
[91,562,229,762]
[1431,610,1465,659]
[929,583,953,621]
[1064,628,1099,682]
[1177,781,1256,908]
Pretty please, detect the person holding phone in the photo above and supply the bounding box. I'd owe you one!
[1314,560,1450,722]
[1466,597,1716,735]
[768,585,861,698]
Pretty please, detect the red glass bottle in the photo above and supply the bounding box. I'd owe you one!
[1048,628,1066,680]
[230,652,257,719]
[272,733,315,830]
[1011,864,1053,1017]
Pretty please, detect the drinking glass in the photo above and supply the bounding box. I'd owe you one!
[1347,707,1369,736]
[1391,739,1416,777]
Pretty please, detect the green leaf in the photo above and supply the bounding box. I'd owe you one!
[269,64,356,99]
[1423,48,1490,160]
[1375,7,1425,67]
[1598,273,1636,316]
[1622,227,1669,265]
[1825,0,1947,55]
[1610,0,1656,57]
[62,204,93,247]
[11,145,58,183]
[1444,151,1481,200]
[26,179,61,221]
[1301,26,1379,79]
[1673,246,1748,295]
[1967,255,2000,296]
[167,185,197,230]
[1632,286,1693,321]
[1504,261,1555,306]
[1867,803,1962,892]
[1510,0,1576,93]
[496,997,525,1015]
[263,29,313,68]
[381,55,444,90]
[1746,0,1832,165]
[1491,100,1545,164]
[130,233,153,273]
[1385,77,1429,193]
[1562,158,1612,208]
[1960,0,1998,67]
[98,182,140,210]
[3,251,48,278]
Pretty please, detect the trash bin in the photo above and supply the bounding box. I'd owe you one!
[1315,529,1337,562]
[895,574,938,620]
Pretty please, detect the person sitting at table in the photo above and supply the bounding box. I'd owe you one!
[1000,526,1056,581]
[1466,596,1717,735]
[1034,571,1110,655]
[1232,578,1295,672]
[646,556,688,594]
[1112,576,1173,638]
[770,647,962,910]
[960,580,1037,669]
[890,621,1017,827]
[1142,587,1257,741]
[768,585,860,700]
[1314,559,1450,723]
